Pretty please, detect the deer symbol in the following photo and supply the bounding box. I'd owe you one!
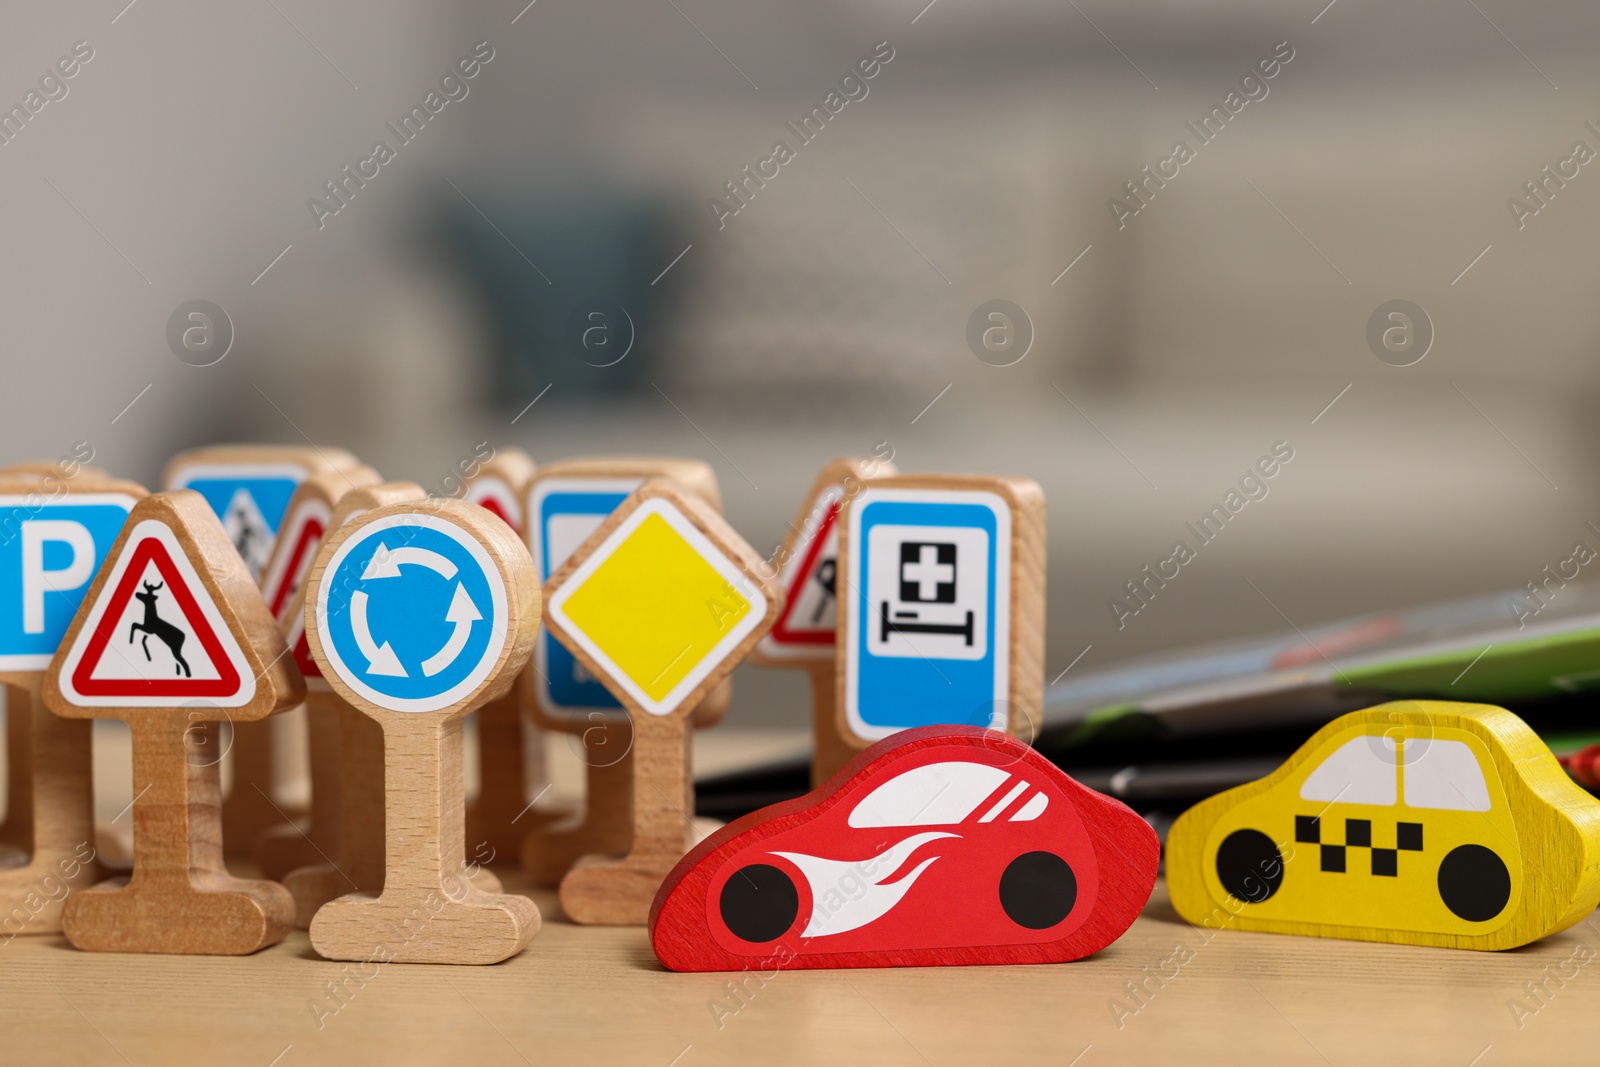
[129,581,191,677]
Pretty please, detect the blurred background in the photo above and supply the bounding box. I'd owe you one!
[5,0,1600,731]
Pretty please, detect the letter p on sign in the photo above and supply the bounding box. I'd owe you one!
[22,521,96,634]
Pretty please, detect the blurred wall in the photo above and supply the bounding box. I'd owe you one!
[5,0,1600,725]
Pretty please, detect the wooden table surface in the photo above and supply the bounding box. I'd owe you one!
[3,728,1597,1066]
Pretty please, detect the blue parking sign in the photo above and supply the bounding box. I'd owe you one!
[316,513,509,713]
[528,477,642,718]
[844,488,1014,740]
[0,492,140,672]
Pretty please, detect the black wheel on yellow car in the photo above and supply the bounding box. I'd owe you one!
[1215,829,1283,903]
[1437,844,1511,922]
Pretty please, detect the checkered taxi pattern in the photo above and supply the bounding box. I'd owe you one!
[1296,815,1424,876]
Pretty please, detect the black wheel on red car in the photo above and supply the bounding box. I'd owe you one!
[718,863,800,943]
[999,851,1077,929]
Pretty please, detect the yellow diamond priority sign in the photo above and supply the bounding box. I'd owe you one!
[542,481,780,718]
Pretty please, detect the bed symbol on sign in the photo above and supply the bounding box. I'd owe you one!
[881,541,974,645]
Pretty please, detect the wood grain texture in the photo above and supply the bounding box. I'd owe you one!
[0,685,35,852]
[41,490,303,954]
[541,481,781,924]
[250,468,381,877]
[832,473,1046,749]
[301,498,540,964]
[7,872,1600,1067]
[0,679,100,936]
[160,443,362,491]
[0,475,145,933]
[650,725,1158,970]
[160,453,372,863]
[279,482,477,928]
[459,447,543,864]
[1166,700,1600,950]
[748,457,897,786]
[520,458,730,887]
[255,689,343,881]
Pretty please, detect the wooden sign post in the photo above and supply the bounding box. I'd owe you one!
[0,475,144,935]
[836,474,1046,750]
[0,458,112,860]
[252,466,381,880]
[303,499,540,964]
[42,491,304,954]
[542,481,780,924]
[163,444,364,862]
[519,458,728,886]
[280,481,501,929]
[750,456,896,786]
[456,447,544,864]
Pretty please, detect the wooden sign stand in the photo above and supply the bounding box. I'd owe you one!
[280,483,504,928]
[252,467,381,881]
[542,481,780,924]
[303,499,541,964]
[0,460,112,861]
[749,456,896,787]
[458,447,543,864]
[42,491,304,953]
[0,475,144,934]
[162,444,364,863]
[519,458,731,887]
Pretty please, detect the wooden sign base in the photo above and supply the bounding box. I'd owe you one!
[0,681,99,933]
[285,702,503,928]
[309,713,535,964]
[559,712,690,925]
[255,692,343,881]
[63,716,292,954]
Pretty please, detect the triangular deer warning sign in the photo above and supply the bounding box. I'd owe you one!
[47,492,303,716]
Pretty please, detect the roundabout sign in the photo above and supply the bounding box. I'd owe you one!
[315,513,508,713]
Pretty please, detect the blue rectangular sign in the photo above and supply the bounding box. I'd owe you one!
[529,478,643,718]
[844,489,1013,740]
[0,493,140,671]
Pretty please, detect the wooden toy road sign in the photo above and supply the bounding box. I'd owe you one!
[43,490,303,955]
[749,456,896,786]
[541,480,780,924]
[303,498,540,964]
[0,474,144,936]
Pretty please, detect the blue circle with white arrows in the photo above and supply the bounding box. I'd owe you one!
[316,515,508,713]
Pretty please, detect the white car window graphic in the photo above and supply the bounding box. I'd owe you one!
[1403,739,1491,811]
[1299,737,1397,805]
[1009,792,1049,822]
[847,761,1011,827]
[978,781,1029,822]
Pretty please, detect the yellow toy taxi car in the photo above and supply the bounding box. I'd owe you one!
[1166,700,1600,950]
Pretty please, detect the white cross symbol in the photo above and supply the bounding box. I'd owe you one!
[902,544,955,600]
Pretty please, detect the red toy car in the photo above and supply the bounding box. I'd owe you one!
[650,726,1159,970]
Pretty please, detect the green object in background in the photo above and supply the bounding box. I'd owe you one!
[1044,585,1600,745]
[1339,626,1600,701]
